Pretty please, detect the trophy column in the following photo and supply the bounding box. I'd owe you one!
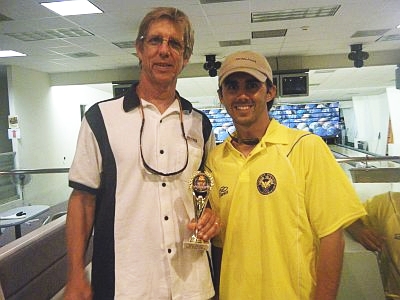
[183,171,214,251]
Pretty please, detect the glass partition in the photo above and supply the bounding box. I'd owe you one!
[0,168,70,246]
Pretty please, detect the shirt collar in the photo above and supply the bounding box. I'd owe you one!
[223,118,294,153]
[122,81,193,113]
[259,118,291,145]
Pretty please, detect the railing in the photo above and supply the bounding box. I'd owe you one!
[0,168,69,175]
[0,168,71,208]
[336,155,400,165]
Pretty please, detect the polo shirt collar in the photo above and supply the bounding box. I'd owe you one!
[223,118,293,153]
[122,81,193,113]
[259,118,292,146]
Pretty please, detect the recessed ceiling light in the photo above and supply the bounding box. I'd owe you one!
[40,0,103,16]
[0,50,26,57]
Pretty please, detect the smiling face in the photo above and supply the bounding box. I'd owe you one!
[219,72,276,129]
[136,18,189,88]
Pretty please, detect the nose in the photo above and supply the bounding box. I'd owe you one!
[158,39,171,54]
[157,38,169,46]
[236,86,251,99]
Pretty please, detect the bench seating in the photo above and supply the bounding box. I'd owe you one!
[0,215,92,300]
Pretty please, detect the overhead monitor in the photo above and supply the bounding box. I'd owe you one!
[279,73,309,97]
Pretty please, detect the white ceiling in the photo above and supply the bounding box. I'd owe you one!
[0,0,399,104]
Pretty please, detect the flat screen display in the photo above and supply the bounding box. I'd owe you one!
[279,73,309,97]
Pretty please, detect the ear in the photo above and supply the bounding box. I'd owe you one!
[181,57,190,69]
[136,43,143,63]
[217,88,222,99]
[266,85,277,103]
[217,88,225,105]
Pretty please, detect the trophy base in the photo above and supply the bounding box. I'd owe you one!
[183,240,210,251]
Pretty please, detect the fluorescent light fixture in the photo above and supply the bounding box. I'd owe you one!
[40,0,103,16]
[0,50,27,57]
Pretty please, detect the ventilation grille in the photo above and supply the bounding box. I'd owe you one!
[112,41,135,49]
[351,29,390,38]
[219,39,250,47]
[66,52,98,58]
[5,28,94,41]
[0,13,13,22]
[376,34,400,42]
[314,69,336,74]
[252,29,287,39]
[252,5,340,23]
[200,0,244,3]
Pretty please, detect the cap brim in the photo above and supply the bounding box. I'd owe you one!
[219,67,268,86]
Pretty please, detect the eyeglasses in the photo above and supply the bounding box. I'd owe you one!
[139,99,188,176]
[141,35,184,53]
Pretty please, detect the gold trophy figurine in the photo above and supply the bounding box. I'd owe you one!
[183,171,214,250]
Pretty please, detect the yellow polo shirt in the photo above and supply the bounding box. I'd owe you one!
[362,192,400,298]
[207,119,366,300]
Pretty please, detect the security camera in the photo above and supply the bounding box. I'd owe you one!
[348,44,369,68]
[203,54,221,77]
[353,59,364,68]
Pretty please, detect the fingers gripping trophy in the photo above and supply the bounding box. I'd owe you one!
[184,171,214,250]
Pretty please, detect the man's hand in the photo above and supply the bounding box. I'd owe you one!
[347,219,384,251]
[187,208,221,241]
[63,273,92,300]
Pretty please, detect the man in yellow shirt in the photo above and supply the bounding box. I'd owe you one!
[347,191,400,299]
[207,50,366,300]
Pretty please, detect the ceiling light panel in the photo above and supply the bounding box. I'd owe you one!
[40,0,103,16]
[0,50,26,57]
[252,5,340,23]
[5,28,94,41]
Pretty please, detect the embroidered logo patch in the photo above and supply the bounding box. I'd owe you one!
[257,173,277,195]
[219,186,228,197]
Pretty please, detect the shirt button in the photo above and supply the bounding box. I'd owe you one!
[167,248,172,253]
[160,149,164,154]
[164,216,169,221]
[162,182,166,187]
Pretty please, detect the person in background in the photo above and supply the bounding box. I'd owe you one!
[347,191,400,300]
[207,50,366,300]
[64,7,219,300]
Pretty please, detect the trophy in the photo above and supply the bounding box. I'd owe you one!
[183,171,214,250]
